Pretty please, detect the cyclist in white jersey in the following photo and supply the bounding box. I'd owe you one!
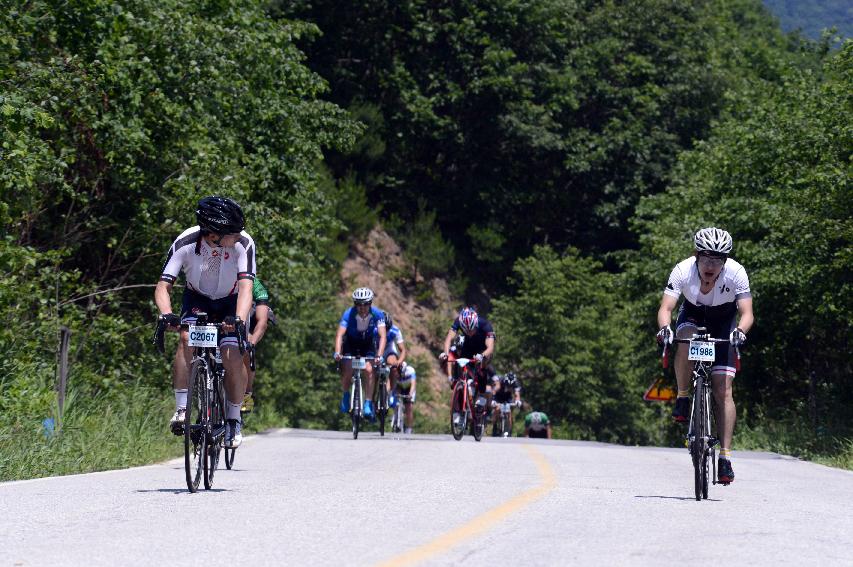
[154,196,257,448]
[656,227,754,484]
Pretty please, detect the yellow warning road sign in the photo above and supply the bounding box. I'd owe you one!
[643,376,676,402]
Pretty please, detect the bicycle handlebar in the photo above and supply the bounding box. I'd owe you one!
[152,318,246,356]
[661,336,741,371]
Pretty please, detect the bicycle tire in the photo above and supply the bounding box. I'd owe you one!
[451,382,465,441]
[501,413,510,437]
[352,375,361,440]
[185,360,206,493]
[378,381,387,437]
[224,447,236,469]
[392,401,403,433]
[204,371,224,489]
[472,400,485,442]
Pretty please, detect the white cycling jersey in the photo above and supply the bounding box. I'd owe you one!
[383,325,405,359]
[664,257,751,307]
[160,226,256,300]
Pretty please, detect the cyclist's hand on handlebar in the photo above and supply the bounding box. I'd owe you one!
[333,352,342,362]
[729,327,747,347]
[159,313,181,330]
[438,351,448,362]
[656,325,673,346]
[514,400,522,408]
[474,353,484,364]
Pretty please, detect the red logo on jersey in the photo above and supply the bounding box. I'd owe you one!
[212,250,219,257]
[224,251,230,260]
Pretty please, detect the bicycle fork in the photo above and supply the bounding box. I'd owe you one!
[350,372,363,416]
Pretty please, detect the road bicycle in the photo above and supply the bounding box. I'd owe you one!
[391,391,412,434]
[449,357,486,442]
[155,312,245,492]
[663,327,739,501]
[491,400,519,438]
[341,356,369,439]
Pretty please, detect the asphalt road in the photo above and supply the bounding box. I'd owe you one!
[2,428,851,566]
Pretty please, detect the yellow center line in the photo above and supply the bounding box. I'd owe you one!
[375,444,557,567]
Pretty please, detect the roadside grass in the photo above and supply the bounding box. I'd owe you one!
[0,388,181,482]
[734,419,853,471]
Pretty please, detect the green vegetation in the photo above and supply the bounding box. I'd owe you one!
[1,0,850,479]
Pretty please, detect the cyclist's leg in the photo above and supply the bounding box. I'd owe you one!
[710,316,738,458]
[674,304,700,396]
[385,353,399,403]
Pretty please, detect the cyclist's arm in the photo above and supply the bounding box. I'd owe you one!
[396,340,407,364]
[154,280,174,316]
[657,294,678,329]
[236,278,253,322]
[735,297,754,335]
[376,324,387,360]
[482,336,495,360]
[250,304,270,345]
[442,328,455,355]
[334,325,347,355]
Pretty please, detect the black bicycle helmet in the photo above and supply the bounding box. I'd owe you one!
[196,196,245,234]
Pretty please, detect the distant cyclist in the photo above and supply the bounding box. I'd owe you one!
[524,411,551,439]
[396,362,417,434]
[154,196,255,448]
[491,372,522,436]
[334,287,387,420]
[241,278,276,412]
[439,307,497,411]
[375,312,407,407]
[656,227,754,484]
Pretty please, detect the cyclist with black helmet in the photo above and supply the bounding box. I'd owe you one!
[375,312,407,407]
[334,287,387,420]
[439,307,497,411]
[491,372,522,436]
[656,227,754,484]
[155,196,256,448]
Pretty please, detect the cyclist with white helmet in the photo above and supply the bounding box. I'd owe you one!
[396,362,417,434]
[439,307,497,410]
[155,196,256,448]
[334,287,387,420]
[656,227,754,484]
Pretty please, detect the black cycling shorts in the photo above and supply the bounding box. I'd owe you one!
[675,300,738,376]
[528,429,548,439]
[342,336,376,358]
[179,288,239,347]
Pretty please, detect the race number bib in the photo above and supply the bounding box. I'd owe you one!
[688,341,716,362]
[351,357,367,370]
[188,325,218,347]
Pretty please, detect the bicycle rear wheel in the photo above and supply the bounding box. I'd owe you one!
[224,447,236,469]
[204,374,224,489]
[472,399,485,442]
[691,380,707,501]
[185,360,207,493]
[451,383,465,441]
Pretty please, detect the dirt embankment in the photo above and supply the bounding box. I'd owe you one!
[339,227,459,414]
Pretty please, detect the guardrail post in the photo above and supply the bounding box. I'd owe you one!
[57,326,71,426]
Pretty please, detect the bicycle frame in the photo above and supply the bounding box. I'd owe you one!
[450,358,486,441]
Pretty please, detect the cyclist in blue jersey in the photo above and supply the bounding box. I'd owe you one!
[656,227,754,484]
[334,287,387,420]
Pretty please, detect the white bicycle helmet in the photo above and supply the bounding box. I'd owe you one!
[352,287,375,305]
[694,227,733,254]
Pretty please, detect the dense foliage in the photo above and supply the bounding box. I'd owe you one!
[1,0,849,478]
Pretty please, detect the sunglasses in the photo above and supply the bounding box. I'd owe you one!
[697,254,726,267]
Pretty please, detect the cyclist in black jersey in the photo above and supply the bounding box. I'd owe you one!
[656,227,754,484]
[241,278,275,412]
[491,372,522,435]
[439,307,497,409]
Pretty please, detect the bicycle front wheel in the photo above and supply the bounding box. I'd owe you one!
[224,447,236,469]
[378,381,387,437]
[451,383,465,441]
[204,374,225,489]
[185,360,207,493]
[352,376,361,440]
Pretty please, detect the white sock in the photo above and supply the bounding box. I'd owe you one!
[226,401,242,421]
[174,389,188,410]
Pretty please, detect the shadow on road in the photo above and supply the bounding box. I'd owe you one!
[135,488,228,494]
[634,495,721,502]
